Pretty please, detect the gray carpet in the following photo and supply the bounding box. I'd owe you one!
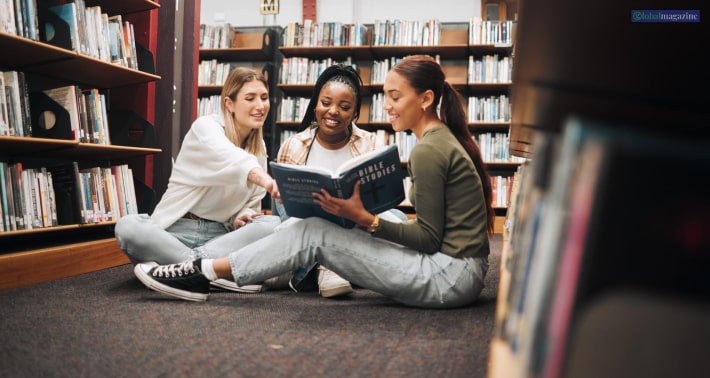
[0,235,501,378]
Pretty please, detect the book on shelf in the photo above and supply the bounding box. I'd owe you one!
[107,15,126,66]
[0,74,10,136]
[270,144,405,228]
[21,0,39,41]
[16,71,31,136]
[1,0,17,35]
[43,85,82,141]
[0,161,13,230]
[2,70,28,137]
[8,162,26,230]
[46,2,81,52]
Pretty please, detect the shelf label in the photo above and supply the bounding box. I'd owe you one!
[260,0,280,15]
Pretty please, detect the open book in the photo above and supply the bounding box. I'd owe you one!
[270,144,405,228]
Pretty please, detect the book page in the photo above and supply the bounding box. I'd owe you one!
[334,145,393,176]
[270,162,334,177]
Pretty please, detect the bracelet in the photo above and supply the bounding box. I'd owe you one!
[366,214,380,234]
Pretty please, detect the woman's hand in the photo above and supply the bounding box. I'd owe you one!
[247,166,280,199]
[313,181,373,227]
[232,213,262,229]
[266,179,280,200]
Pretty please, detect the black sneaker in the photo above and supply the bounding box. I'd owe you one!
[134,259,210,301]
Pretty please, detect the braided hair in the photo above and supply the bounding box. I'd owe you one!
[299,64,364,131]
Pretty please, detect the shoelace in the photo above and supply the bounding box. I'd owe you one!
[152,261,196,278]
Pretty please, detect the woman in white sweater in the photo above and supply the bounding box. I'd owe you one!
[115,67,281,292]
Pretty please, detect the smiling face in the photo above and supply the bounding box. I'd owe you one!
[314,81,357,138]
[383,70,424,133]
[225,79,270,134]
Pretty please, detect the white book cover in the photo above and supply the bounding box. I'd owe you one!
[44,85,81,141]
[0,74,11,136]
[20,168,35,229]
[2,71,24,137]
[1,0,17,35]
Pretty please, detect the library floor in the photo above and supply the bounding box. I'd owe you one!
[0,234,502,378]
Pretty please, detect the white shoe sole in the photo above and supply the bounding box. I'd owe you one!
[319,284,353,298]
[210,279,264,293]
[134,264,208,302]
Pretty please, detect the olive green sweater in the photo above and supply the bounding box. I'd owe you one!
[375,125,490,259]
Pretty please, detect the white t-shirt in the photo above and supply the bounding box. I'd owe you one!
[305,139,354,172]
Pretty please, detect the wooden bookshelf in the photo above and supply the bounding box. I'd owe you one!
[491,0,708,376]
[0,238,129,291]
[274,21,519,231]
[0,0,161,291]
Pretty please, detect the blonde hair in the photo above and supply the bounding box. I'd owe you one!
[220,67,269,157]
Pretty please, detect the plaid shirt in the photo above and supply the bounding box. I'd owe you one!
[275,123,381,164]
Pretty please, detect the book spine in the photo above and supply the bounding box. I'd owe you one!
[0,162,10,230]
[9,163,25,229]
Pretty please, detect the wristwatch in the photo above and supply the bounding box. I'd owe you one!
[366,215,380,234]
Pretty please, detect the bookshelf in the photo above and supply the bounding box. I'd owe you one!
[276,20,520,233]
[0,0,161,291]
[490,0,708,377]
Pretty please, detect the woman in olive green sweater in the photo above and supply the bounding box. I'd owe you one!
[134,55,494,309]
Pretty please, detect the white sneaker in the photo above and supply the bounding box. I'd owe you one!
[210,279,264,293]
[317,266,353,298]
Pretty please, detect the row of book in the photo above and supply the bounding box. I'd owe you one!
[1,0,138,69]
[277,129,524,164]
[197,59,236,86]
[369,57,404,84]
[1,161,57,231]
[0,70,31,137]
[468,55,513,84]
[371,19,442,47]
[281,19,441,48]
[275,93,511,124]
[0,0,39,40]
[70,163,138,224]
[43,85,111,144]
[402,174,515,210]
[469,18,514,46]
[196,95,222,118]
[281,20,369,48]
[199,23,234,49]
[1,69,112,144]
[278,18,515,48]
[0,161,138,232]
[278,56,510,86]
[467,95,511,123]
[279,56,355,85]
[370,92,513,124]
[491,173,516,208]
[474,132,525,163]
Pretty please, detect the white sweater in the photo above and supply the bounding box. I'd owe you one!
[151,114,266,229]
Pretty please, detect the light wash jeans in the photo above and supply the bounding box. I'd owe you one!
[270,200,410,290]
[115,213,281,265]
[228,217,489,309]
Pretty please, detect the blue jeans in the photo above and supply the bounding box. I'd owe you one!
[228,217,489,309]
[115,213,281,264]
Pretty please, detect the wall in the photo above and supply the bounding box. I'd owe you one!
[200,0,482,26]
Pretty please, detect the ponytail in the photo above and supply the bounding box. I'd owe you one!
[441,83,495,235]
